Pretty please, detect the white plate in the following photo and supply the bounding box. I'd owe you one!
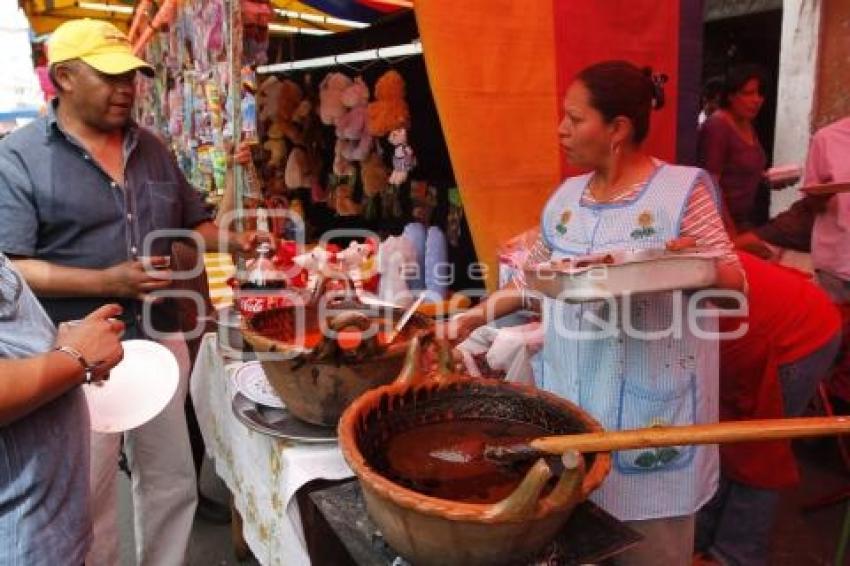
[83,340,179,433]
[233,362,285,409]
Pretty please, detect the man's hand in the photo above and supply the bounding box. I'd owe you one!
[232,141,254,166]
[102,260,172,300]
[55,304,125,382]
[804,193,834,214]
[733,232,775,260]
[231,230,277,255]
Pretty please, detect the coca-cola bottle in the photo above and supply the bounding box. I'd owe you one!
[243,243,286,290]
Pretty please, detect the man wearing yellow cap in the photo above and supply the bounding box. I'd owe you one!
[0,19,260,566]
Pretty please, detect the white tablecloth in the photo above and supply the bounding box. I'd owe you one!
[190,333,353,566]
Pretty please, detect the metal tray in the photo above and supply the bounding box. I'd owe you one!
[524,249,719,302]
[231,392,338,444]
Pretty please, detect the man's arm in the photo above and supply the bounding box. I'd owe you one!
[11,258,171,299]
[0,304,124,425]
[193,220,269,256]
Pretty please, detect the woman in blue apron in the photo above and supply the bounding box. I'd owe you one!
[445,61,746,566]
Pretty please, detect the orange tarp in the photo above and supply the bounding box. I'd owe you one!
[416,1,681,291]
[554,1,680,173]
[415,1,562,291]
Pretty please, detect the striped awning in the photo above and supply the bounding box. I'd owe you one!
[22,0,391,35]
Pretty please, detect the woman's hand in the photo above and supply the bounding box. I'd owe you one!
[55,304,125,382]
[665,236,698,252]
[434,311,485,344]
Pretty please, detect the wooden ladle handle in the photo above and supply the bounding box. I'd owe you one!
[530,416,850,454]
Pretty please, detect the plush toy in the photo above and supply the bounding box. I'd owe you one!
[319,72,352,126]
[402,222,427,291]
[257,76,282,124]
[332,139,355,177]
[361,148,389,221]
[377,235,418,306]
[271,240,308,288]
[336,77,369,139]
[277,79,304,145]
[423,226,449,300]
[334,184,361,217]
[263,123,288,168]
[285,146,311,189]
[337,240,379,293]
[410,180,438,224]
[336,77,372,161]
[388,127,416,186]
[367,70,410,137]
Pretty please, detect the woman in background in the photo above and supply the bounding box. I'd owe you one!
[698,64,768,232]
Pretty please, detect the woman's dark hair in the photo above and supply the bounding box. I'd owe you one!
[576,60,667,144]
[719,64,768,108]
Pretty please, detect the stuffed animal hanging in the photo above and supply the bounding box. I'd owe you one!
[336,77,372,162]
[388,126,415,186]
[263,123,287,168]
[367,70,414,222]
[319,72,352,126]
[366,70,410,137]
[257,76,282,124]
[361,148,389,221]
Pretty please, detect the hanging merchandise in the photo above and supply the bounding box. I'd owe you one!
[366,70,410,137]
[241,67,259,143]
[319,72,352,126]
[423,226,449,300]
[240,0,274,66]
[332,139,356,178]
[285,147,311,189]
[402,222,426,291]
[388,126,416,186]
[336,77,372,161]
[133,0,182,56]
[367,70,413,221]
[128,0,154,44]
[136,0,271,206]
[410,180,437,224]
[377,235,418,306]
[361,147,389,221]
[446,187,464,248]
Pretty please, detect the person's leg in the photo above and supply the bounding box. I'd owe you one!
[612,515,695,566]
[780,334,842,416]
[125,334,197,566]
[695,478,731,554]
[85,431,122,565]
[707,481,779,566]
[702,335,841,565]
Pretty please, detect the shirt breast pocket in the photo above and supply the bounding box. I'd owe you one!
[146,181,181,230]
[614,373,697,474]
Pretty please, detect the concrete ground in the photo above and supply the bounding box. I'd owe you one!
[113,443,850,566]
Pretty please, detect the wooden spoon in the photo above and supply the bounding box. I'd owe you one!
[482,416,850,463]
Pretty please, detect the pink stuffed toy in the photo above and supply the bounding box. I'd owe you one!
[319,72,352,126]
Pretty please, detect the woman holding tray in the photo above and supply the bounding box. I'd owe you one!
[441,60,745,566]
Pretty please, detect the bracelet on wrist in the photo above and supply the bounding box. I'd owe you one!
[54,346,96,384]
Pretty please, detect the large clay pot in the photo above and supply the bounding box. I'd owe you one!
[338,338,611,566]
[242,300,432,426]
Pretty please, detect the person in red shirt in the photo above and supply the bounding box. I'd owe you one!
[696,251,841,565]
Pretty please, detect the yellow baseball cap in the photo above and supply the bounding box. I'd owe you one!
[47,19,154,77]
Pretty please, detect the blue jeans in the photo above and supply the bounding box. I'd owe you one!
[695,333,841,565]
